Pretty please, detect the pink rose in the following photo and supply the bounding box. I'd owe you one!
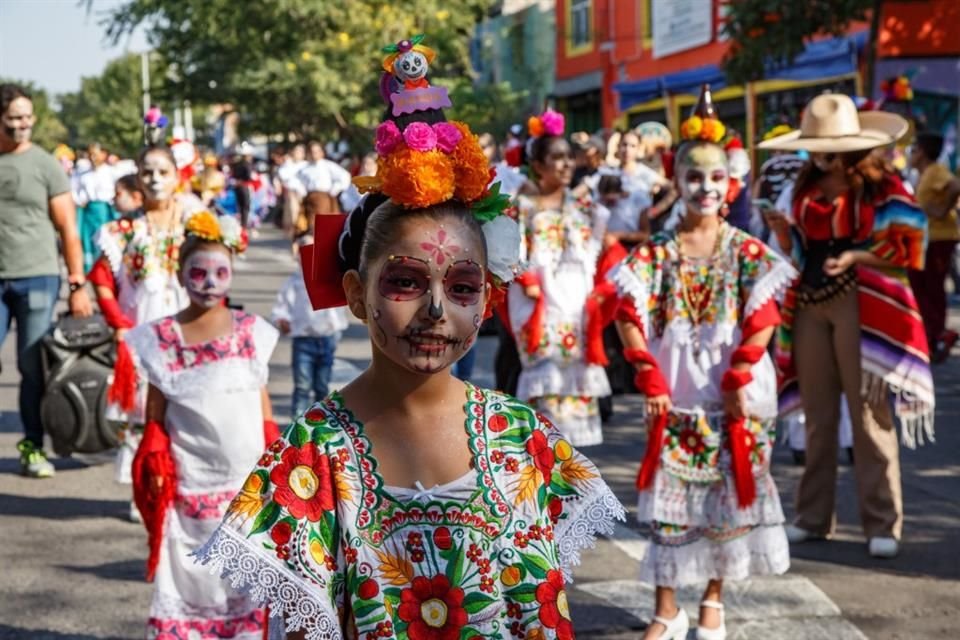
[402,121,437,152]
[540,109,565,137]
[433,122,463,153]
[375,121,402,155]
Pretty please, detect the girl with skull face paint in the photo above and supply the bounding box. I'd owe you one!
[610,85,795,640]
[87,142,207,514]
[195,42,624,640]
[121,209,279,639]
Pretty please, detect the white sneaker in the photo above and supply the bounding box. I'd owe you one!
[128,500,143,524]
[650,607,689,640]
[868,536,899,558]
[696,600,726,640]
[785,524,822,543]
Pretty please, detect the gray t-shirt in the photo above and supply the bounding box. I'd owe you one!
[0,145,71,278]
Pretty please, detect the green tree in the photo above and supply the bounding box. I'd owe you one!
[721,0,873,85]
[0,78,68,151]
[99,0,517,144]
[58,53,164,157]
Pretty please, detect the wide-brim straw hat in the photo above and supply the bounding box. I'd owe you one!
[759,93,908,153]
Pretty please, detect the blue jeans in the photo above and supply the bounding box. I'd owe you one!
[292,335,339,417]
[453,345,477,381]
[0,275,60,446]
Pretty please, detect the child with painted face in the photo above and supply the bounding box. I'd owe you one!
[610,85,795,640]
[196,46,625,639]
[122,210,279,639]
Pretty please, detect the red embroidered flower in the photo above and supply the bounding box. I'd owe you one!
[433,527,453,551]
[679,427,706,455]
[118,218,132,232]
[398,575,467,640]
[561,333,576,350]
[491,450,505,464]
[548,497,563,524]
[270,442,335,521]
[358,578,379,600]
[270,521,292,546]
[525,431,555,485]
[536,569,575,639]
[132,253,145,271]
[504,457,520,473]
[489,414,509,432]
[741,237,764,259]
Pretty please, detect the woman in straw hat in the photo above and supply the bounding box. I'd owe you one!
[759,93,934,559]
[610,85,795,640]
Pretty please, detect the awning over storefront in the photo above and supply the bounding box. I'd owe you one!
[614,32,867,111]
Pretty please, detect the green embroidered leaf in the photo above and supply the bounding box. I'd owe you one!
[548,474,579,497]
[249,500,281,535]
[312,427,340,447]
[289,423,310,448]
[489,427,528,444]
[520,551,550,580]
[253,469,270,494]
[352,600,381,620]
[504,582,538,603]
[441,542,465,585]
[462,591,496,615]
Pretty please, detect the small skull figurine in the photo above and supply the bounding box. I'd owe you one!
[394,49,429,89]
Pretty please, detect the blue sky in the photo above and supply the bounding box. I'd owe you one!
[0,0,148,97]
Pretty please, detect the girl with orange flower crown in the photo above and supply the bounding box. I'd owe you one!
[194,36,624,640]
[609,85,794,640]
[123,209,279,639]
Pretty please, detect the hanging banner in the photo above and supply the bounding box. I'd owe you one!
[653,0,713,59]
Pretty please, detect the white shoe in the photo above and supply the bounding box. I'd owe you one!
[650,607,689,640]
[868,536,899,558]
[128,500,143,524]
[696,600,726,640]
[785,524,823,543]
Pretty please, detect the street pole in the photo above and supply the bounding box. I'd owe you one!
[141,52,150,117]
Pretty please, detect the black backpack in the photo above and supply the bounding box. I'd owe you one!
[40,314,119,456]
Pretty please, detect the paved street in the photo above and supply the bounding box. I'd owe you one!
[1,228,957,639]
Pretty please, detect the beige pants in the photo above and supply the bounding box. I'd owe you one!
[792,288,903,539]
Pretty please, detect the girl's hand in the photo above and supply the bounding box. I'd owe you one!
[723,387,747,420]
[114,328,128,343]
[150,475,165,497]
[823,250,856,277]
[645,394,672,416]
[524,284,541,299]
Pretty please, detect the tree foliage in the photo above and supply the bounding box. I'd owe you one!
[100,0,512,144]
[0,78,68,151]
[57,53,162,157]
[721,0,873,85]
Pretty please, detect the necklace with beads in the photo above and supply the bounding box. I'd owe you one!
[675,223,724,356]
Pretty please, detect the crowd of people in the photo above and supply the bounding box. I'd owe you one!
[0,32,957,640]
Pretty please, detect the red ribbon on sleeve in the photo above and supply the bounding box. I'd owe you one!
[515,271,546,355]
[721,343,766,508]
[108,340,138,413]
[624,348,671,492]
[584,280,621,366]
[132,420,177,582]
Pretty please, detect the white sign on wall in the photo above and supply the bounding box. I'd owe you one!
[652,0,714,59]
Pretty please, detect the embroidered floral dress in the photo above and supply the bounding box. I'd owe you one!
[126,310,279,639]
[195,385,625,640]
[612,222,796,587]
[508,192,611,446]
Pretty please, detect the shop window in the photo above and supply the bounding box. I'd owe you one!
[567,0,594,55]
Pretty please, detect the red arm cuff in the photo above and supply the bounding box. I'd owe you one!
[97,296,135,330]
[741,298,781,339]
[263,419,280,444]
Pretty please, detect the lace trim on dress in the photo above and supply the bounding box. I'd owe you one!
[743,259,798,318]
[553,484,626,582]
[193,524,345,640]
[612,261,650,336]
[95,220,131,275]
[516,362,612,400]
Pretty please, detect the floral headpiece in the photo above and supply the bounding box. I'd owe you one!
[143,106,170,146]
[184,210,248,254]
[880,75,913,102]
[527,109,565,138]
[680,84,727,144]
[301,36,522,311]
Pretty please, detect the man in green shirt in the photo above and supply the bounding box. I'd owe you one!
[0,83,93,477]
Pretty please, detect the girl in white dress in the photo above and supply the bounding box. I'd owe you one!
[126,210,279,639]
[509,112,612,446]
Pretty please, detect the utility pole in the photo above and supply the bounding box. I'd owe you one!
[140,52,150,117]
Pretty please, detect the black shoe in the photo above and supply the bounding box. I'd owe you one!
[791,449,806,466]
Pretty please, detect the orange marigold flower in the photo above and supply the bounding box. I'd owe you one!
[449,121,491,203]
[527,115,544,137]
[379,146,455,209]
[185,210,222,242]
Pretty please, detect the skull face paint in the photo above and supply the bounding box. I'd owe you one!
[395,50,428,84]
[677,143,730,217]
[366,217,486,374]
[139,150,179,202]
[183,249,233,308]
